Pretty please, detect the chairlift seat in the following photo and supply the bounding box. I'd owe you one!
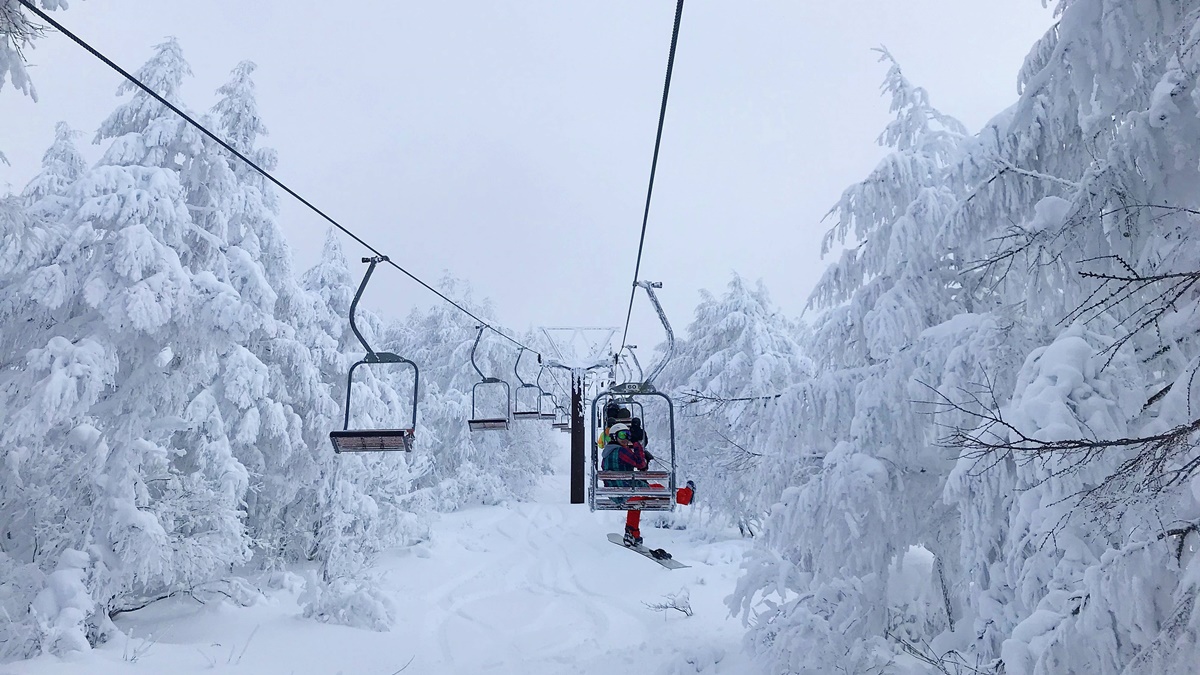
[591,496,673,511]
[468,417,509,431]
[512,410,543,420]
[330,428,414,453]
[597,471,671,482]
[594,470,673,510]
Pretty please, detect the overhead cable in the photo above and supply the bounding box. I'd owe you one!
[17,0,538,356]
[617,0,686,357]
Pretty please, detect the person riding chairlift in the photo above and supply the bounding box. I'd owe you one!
[601,422,695,547]
[597,403,632,450]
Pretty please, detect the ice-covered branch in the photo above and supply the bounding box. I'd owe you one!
[644,588,693,617]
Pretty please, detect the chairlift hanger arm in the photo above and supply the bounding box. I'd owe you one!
[469,325,488,380]
[617,345,644,383]
[635,281,675,387]
[349,256,388,356]
[514,347,531,387]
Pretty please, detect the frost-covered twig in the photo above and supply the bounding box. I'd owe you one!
[991,158,1080,190]
[884,629,995,675]
[926,380,1200,506]
[681,389,783,405]
[1068,255,1200,362]
[644,588,693,617]
[121,629,160,664]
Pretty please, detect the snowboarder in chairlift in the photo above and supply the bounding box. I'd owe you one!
[601,423,649,546]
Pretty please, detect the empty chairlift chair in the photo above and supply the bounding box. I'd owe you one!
[329,256,419,453]
[537,368,558,420]
[539,392,558,420]
[467,326,511,432]
[511,348,543,421]
[552,407,570,431]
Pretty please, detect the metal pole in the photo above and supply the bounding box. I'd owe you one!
[570,369,586,504]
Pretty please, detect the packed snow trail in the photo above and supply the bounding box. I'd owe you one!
[14,449,757,675]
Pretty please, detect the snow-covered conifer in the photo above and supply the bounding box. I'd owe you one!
[0,42,259,656]
[655,274,812,533]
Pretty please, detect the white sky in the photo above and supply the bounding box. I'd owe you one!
[1,0,1053,358]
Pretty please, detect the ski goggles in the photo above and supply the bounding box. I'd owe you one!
[612,429,633,442]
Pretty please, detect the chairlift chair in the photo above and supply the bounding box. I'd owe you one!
[589,386,676,512]
[589,281,679,512]
[552,405,571,431]
[467,326,511,431]
[537,368,558,420]
[329,256,419,453]
[511,348,542,421]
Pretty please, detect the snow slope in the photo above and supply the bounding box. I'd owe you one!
[10,448,756,675]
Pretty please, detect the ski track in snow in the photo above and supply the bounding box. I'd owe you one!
[10,454,758,675]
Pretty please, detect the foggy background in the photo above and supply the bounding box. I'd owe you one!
[1,0,1053,359]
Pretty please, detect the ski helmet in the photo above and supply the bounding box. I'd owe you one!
[608,423,632,442]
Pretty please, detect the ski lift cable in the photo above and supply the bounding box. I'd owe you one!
[617,0,686,358]
[18,0,539,357]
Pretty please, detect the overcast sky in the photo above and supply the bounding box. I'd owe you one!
[1,1,1053,360]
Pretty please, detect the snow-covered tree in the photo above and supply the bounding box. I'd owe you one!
[655,274,812,534]
[0,0,71,104]
[390,275,555,511]
[295,232,431,625]
[728,4,1200,673]
[0,40,258,657]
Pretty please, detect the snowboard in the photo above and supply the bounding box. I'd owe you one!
[607,533,690,569]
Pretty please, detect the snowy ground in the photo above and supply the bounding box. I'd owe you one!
[11,449,757,675]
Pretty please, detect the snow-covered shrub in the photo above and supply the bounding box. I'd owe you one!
[30,549,99,656]
[300,573,397,632]
[0,552,46,661]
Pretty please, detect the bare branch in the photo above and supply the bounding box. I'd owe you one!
[930,377,1200,508]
